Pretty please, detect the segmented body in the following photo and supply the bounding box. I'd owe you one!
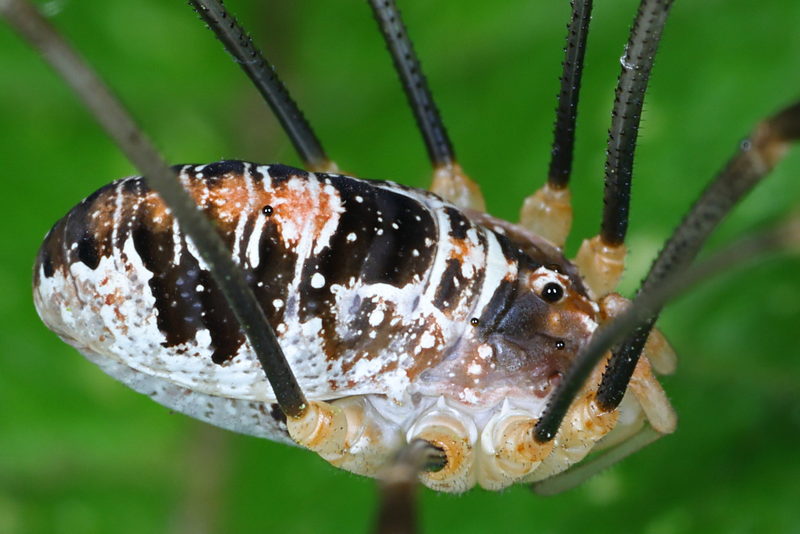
[33,160,633,490]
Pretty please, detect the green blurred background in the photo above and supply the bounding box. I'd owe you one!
[2,1,800,533]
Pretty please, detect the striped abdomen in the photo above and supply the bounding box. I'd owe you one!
[33,161,594,441]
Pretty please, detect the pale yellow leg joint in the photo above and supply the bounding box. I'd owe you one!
[406,405,475,493]
[477,415,554,491]
[430,162,486,212]
[286,400,349,456]
[628,358,678,435]
[307,160,341,174]
[519,183,573,248]
[574,235,627,298]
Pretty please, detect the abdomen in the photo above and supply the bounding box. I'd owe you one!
[33,161,499,427]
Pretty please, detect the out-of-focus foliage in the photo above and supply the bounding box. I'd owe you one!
[1,1,799,533]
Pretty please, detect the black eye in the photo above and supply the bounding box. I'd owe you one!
[470,317,480,327]
[541,282,564,303]
[555,340,565,350]
[262,205,273,215]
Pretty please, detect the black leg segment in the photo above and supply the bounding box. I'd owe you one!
[2,0,309,418]
[600,0,674,246]
[547,0,594,190]
[368,0,456,169]
[596,100,800,411]
[189,0,333,172]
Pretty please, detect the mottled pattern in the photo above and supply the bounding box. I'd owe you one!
[34,161,599,443]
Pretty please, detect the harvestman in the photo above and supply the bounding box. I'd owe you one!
[2,0,799,532]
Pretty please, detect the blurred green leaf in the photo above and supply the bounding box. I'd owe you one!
[1,1,799,533]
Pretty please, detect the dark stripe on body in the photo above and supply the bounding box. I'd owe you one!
[296,173,438,361]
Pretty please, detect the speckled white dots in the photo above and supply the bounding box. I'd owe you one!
[368,309,385,327]
[468,363,483,375]
[477,344,493,360]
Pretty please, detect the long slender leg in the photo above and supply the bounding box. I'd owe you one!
[596,100,800,411]
[373,440,446,534]
[575,0,674,297]
[0,0,308,418]
[189,0,336,172]
[520,0,593,248]
[534,208,800,443]
[535,0,675,444]
[367,0,485,211]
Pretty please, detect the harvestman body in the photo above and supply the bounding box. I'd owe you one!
[5,0,799,518]
[32,158,676,491]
